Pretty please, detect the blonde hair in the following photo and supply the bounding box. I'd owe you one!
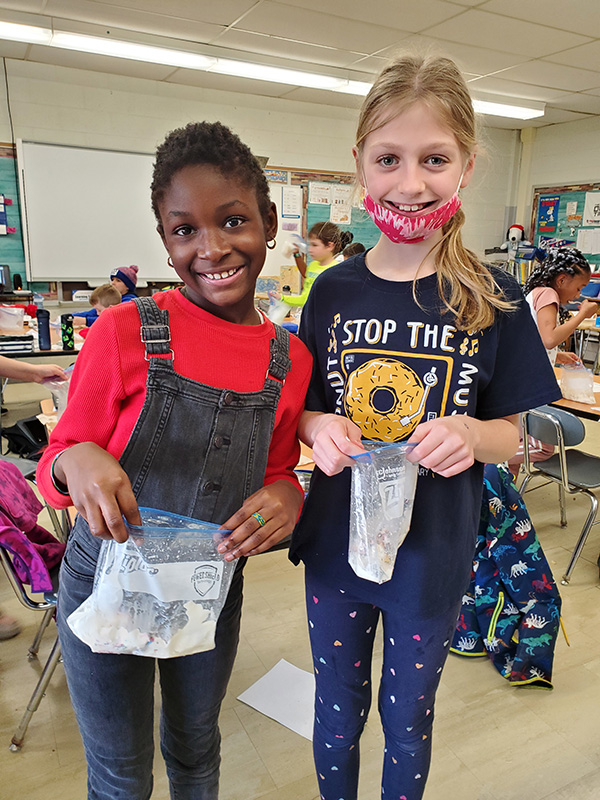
[355,54,516,331]
[91,283,121,309]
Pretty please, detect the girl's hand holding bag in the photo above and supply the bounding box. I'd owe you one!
[67,508,236,658]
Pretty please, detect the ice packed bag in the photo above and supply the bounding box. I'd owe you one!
[560,363,595,404]
[67,508,236,658]
[348,441,418,584]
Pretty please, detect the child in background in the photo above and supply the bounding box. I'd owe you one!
[0,356,67,640]
[523,246,597,365]
[342,241,365,259]
[507,247,597,477]
[291,54,560,800]
[274,222,352,308]
[73,283,122,334]
[37,121,312,799]
[110,264,139,302]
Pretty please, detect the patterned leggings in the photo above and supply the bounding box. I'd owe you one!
[305,571,460,800]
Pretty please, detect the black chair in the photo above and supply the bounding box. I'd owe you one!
[521,404,600,585]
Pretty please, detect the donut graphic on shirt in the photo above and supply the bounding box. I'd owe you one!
[344,358,438,439]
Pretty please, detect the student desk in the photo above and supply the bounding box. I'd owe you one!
[551,366,600,421]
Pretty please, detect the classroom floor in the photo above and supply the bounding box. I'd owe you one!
[2,381,600,800]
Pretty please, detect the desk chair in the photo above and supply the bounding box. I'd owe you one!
[0,459,66,751]
[520,405,600,585]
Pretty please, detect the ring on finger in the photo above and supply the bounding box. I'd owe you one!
[251,511,267,527]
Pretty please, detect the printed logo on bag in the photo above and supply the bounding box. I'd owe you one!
[116,553,159,575]
[192,564,220,597]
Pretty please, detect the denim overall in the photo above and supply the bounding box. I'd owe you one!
[57,296,291,800]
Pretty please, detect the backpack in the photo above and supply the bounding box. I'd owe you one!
[2,416,48,460]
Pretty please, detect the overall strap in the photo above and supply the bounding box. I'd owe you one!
[266,324,292,385]
[134,296,174,361]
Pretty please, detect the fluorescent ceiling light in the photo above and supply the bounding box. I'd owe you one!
[51,32,215,70]
[472,97,545,120]
[211,58,346,91]
[0,21,52,45]
[0,20,545,116]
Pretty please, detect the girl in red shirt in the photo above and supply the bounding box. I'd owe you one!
[37,121,312,800]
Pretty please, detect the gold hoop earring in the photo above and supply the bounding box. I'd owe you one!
[266,239,276,250]
[167,256,174,267]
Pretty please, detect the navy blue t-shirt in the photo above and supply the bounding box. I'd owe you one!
[290,253,561,617]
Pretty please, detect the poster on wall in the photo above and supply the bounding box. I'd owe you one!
[538,196,560,232]
[583,192,600,226]
[308,182,332,205]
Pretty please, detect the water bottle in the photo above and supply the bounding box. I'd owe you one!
[60,313,75,350]
[36,308,51,350]
[33,292,44,310]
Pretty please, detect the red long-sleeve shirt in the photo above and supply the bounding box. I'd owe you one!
[37,289,312,509]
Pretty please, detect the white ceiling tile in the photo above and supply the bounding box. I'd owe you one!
[495,60,600,93]
[217,29,368,70]
[44,1,225,44]
[234,2,411,53]
[533,108,590,126]
[27,43,175,81]
[550,93,600,115]
[0,0,46,11]
[479,0,600,39]
[372,35,528,76]
[282,86,363,109]
[424,9,592,58]
[44,0,256,27]
[273,0,464,31]
[466,75,568,103]
[544,41,600,73]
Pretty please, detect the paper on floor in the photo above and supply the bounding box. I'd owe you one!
[237,658,315,740]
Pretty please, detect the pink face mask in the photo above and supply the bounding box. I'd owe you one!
[363,190,462,244]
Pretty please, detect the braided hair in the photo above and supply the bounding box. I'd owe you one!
[523,247,591,323]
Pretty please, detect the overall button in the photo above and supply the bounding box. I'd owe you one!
[202,480,214,494]
[223,391,234,405]
[214,435,223,449]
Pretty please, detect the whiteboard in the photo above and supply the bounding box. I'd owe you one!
[17,141,300,285]
[18,141,168,284]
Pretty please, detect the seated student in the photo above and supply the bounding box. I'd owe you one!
[508,247,597,478]
[73,282,123,329]
[523,247,597,365]
[76,284,121,340]
[110,264,139,303]
[342,241,365,259]
[0,356,67,641]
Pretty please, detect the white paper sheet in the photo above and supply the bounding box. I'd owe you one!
[237,658,315,740]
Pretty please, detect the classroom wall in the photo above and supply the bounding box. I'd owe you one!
[523,117,600,238]
[0,59,520,269]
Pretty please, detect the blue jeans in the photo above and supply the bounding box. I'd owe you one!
[57,525,244,800]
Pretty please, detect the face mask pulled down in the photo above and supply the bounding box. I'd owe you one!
[363,190,462,244]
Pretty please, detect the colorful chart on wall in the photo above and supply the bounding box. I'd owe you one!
[531,182,600,270]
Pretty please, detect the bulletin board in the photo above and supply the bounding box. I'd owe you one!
[305,180,379,250]
[531,182,600,270]
[0,145,26,286]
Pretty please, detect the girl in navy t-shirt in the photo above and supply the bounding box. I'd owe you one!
[292,54,560,800]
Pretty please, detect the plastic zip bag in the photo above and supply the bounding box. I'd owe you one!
[42,364,74,418]
[348,441,418,584]
[67,507,236,658]
[560,363,595,404]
